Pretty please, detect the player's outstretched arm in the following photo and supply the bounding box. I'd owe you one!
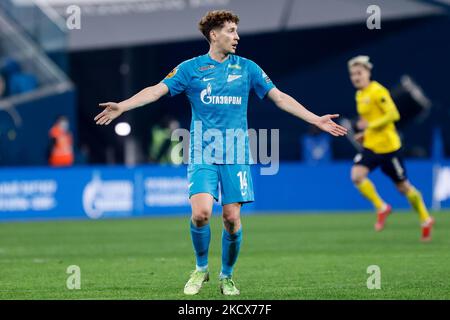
[94,83,169,125]
[267,88,347,137]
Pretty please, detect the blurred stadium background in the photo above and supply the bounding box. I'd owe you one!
[0,0,450,299]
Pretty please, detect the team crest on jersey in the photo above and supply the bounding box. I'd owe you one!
[165,67,178,79]
[198,65,215,72]
[227,74,242,82]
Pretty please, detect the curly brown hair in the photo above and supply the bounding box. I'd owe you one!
[198,10,239,42]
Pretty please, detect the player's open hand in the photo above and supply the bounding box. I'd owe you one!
[315,114,348,137]
[94,102,123,125]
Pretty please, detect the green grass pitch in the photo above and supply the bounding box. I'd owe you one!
[0,210,449,299]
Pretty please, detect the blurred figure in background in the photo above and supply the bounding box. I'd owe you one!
[148,116,182,165]
[301,124,331,165]
[75,143,90,165]
[48,115,74,167]
[0,57,38,96]
[0,73,5,98]
[348,55,434,241]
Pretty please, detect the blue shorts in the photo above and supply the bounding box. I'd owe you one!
[187,164,254,206]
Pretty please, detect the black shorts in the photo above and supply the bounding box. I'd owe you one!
[353,148,407,183]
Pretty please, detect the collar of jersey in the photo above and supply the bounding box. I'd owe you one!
[205,53,232,66]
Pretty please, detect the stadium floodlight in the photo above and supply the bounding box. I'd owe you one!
[115,122,131,136]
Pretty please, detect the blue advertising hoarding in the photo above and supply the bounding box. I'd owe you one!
[0,161,448,222]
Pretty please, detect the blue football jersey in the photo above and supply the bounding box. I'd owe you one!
[161,53,275,164]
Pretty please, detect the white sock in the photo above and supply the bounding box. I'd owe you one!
[196,265,208,272]
[219,272,231,280]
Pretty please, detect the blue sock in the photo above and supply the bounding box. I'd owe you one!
[220,227,242,278]
[190,221,211,270]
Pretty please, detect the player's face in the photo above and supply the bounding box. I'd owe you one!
[349,65,371,89]
[58,117,70,131]
[213,21,240,54]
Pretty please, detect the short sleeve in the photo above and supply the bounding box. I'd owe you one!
[248,60,275,99]
[376,87,397,113]
[161,61,191,96]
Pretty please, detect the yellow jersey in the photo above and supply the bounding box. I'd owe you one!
[356,81,401,154]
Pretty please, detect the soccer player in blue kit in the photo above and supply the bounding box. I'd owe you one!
[94,10,347,296]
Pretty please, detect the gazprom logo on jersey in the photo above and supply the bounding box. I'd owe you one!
[82,173,133,219]
[200,83,242,105]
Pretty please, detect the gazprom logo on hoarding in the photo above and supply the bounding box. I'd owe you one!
[82,173,133,219]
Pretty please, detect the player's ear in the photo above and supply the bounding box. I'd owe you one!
[210,29,217,42]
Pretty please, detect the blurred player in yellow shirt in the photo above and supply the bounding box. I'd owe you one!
[348,55,434,241]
